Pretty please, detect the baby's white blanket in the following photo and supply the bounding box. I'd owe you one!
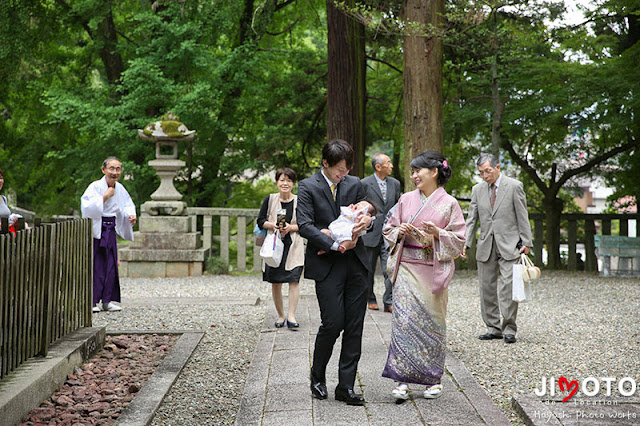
[329,205,369,243]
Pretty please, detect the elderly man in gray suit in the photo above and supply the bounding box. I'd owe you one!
[362,153,401,312]
[465,154,532,344]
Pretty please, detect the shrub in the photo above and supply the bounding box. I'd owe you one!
[205,256,229,275]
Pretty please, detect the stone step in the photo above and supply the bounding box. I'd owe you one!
[138,216,193,233]
[118,247,207,262]
[129,232,201,250]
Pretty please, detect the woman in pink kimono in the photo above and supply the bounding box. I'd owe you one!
[382,150,466,400]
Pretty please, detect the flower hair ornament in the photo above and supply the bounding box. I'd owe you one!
[442,160,449,169]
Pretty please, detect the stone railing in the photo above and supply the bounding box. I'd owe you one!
[187,207,261,272]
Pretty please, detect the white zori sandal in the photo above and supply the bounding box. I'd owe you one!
[391,383,410,400]
[423,384,442,399]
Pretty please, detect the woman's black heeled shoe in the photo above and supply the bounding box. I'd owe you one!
[286,320,299,329]
[275,319,286,328]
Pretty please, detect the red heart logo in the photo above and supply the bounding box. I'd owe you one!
[558,376,578,402]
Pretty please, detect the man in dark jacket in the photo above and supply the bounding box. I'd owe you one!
[297,139,372,406]
[361,153,401,312]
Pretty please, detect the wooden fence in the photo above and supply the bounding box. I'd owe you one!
[187,209,639,273]
[0,218,92,379]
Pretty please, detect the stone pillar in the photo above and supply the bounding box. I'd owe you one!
[118,113,207,277]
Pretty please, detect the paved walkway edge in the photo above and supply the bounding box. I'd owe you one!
[116,331,205,426]
[445,350,512,425]
[512,394,562,426]
[0,327,106,426]
[234,327,276,426]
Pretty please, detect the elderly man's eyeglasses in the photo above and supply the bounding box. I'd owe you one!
[478,168,495,176]
[107,167,122,172]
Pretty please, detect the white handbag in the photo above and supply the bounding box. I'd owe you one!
[520,253,541,282]
[260,229,284,268]
[512,262,530,303]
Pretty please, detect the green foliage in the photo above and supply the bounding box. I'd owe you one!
[1,0,328,214]
[204,256,229,275]
[440,0,639,214]
[1,0,637,220]
[227,178,282,209]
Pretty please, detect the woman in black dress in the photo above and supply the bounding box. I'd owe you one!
[257,168,305,328]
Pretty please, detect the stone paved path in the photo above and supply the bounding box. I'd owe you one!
[235,295,511,425]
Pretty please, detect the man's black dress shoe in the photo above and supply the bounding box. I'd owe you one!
[478,333,503,340]
[335,387,365,406]
[504,334,517,344]
[310,372,327,399]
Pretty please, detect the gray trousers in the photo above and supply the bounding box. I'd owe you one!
[477,240,519,336]
[367,242,392,308]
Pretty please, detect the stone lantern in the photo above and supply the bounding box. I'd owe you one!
[118,113,206,278]
[138,112,195,216]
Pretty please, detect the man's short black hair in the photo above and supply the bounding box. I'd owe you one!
[322,139,354,169]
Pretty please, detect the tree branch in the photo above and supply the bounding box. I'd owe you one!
[265,17,303,35]
[365,55,402,74]
[452,94,492,104]
[389,90,403,141]
[55,0,93,39]
[275,0,296,12]
[501,136,548,192]
[502,134,639,199]
[115,29,138,46]
[302,97,327,169]
[556,135,639,188]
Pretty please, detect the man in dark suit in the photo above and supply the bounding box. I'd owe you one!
[361,153,401,312]
[465,153,533,344]
[297,139,372,406]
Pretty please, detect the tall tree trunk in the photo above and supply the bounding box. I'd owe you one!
[402,0,444,188]
[55,0,124,88]
[96,8,124,87]
[489,8,502,160]
[544,195,564,269]
[326,0,366,177]
[490,52,503,160]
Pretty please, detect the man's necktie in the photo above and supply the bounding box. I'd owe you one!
[380,181,387,203]
[331,184,337,201]
[490,183,496,209]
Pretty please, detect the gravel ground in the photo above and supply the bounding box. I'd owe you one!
[92,271,640,425]
[93,276,272,426]
[447,270,640,424]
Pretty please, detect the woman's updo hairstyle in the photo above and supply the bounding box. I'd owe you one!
[409,150,452,187]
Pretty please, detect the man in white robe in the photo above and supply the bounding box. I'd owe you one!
[81,157,136,312]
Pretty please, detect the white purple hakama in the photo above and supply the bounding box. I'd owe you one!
[81,177,135,305]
